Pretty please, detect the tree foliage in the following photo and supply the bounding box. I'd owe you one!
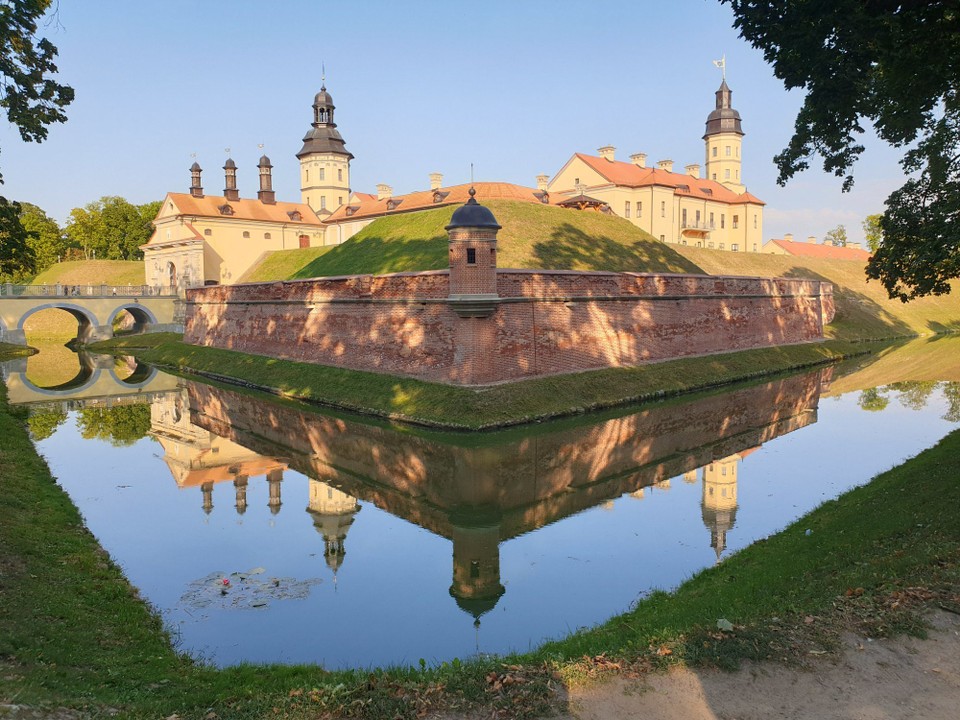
[18,200,64,272]
[721,0,960,300]
[27,406,66,441]
[0,0,74,184]
[76,404,152,447]
[65,196,159,261]
[823,224,847,247]
[0,196,33,280]
[862,213,883,253]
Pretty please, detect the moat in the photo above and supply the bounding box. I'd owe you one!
[3,338,959,669]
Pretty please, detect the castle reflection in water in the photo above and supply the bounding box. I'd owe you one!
[140,365,826,623]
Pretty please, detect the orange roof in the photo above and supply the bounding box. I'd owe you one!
[766,238,871,261]
[570,153,765,205]
[164,192,324,226]
[324,181,551,224]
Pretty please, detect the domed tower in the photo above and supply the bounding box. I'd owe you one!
[703,79,745,193]
[306,479,360,575]
[297,83,353,215]
[446,188,501,318]
[701,454,740,563]
[448,512,505,626]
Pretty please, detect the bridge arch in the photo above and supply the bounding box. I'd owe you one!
[107,303,159,335]
[12,352,158,397]
[17,302,100,343]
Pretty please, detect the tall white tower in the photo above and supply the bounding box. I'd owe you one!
[703,79,745,194]
[297,83,353,215]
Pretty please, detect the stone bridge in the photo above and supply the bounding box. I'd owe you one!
[1,351,180,406]
[0,283,182,345]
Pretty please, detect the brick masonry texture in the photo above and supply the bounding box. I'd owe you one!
[184,269,835,386]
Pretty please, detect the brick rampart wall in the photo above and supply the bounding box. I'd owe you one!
[185,269,835,386]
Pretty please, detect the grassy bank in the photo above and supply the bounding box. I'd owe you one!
[2,370,958,718]
[92,333,861,430]
[0,342,34,359]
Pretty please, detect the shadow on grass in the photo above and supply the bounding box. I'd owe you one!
[533,224,705,273]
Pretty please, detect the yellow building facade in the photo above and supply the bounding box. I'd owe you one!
[547,80,764,251]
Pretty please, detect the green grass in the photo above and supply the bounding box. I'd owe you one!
[245,201,702,280]
[93,333,861,430]
[0,342,34,359]
[30,260,145,287]
[2,368,958,718]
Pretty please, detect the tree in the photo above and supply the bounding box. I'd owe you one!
[18,201,65,272]
[0,0,74,184]
[0,196,34,280]
[720,0,960,300]
[857,387,889,413]
[76,404,152,447]
[65,196,159,261]
[862,213,883,253]
[27,406,67,441]
[823,224,847,247]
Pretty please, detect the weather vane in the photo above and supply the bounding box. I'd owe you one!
[712,54,726,80]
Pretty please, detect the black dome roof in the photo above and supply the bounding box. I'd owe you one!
[445,188,502,231]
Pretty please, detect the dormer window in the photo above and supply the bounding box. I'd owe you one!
[432,191,450,204]
[345,206,358,216]
[287,210,302,221]
[218,204,234,215]
[676,184,690,192]
[700,187,713,195]
[533,191,549,204]
[386,198,403,211]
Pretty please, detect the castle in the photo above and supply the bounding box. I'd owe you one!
[142,76,765,290]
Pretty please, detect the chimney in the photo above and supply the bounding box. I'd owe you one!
[189,162,203,198]
[536,174,549,191]
[429,172,443,190]
[598,145,616,162]
[257,155,276,204]
[630,152,647,168]
[223,158,239,201]
[376,183,393,201]
[807,235,816,244]
[784,233,794,243]
[685,163,701,178]
[656,159,674,173]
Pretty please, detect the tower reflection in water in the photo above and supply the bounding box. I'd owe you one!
[144,366,826,624]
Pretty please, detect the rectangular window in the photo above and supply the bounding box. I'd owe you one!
[320,196,327,210]
[661,201,665,217]
[732,243,739,252]
[338,196,343,206]
[695,210,701,224]
[659,234,665,241]
[681,208,687,225]
[338,168,343,181]
[732,215,739,229]
[624,201,630,218]
[319,168,325,181]
[712,147,717,158]
[725,146,731,156]
[753,214,758,229]
[466,247,476,264]
[305,169,309,182]
[696,241,702,247]
[725,169,731,179]
[709,212,714,227]
[752,243,758,252]
[636,201,642,217]
[712,173,717,180]
[708,241,714,248]
[721,214,725,229]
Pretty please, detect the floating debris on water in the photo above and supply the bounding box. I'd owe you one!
[180,568,321,610]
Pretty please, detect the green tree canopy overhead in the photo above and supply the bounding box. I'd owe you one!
[721,0,960,301]
[65,196,160,261]
[18,201,65,272]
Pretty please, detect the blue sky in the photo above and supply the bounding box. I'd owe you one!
[0,0,905,245]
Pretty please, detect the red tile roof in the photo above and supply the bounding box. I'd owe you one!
[570,153,765,205]
[325,181,551,224]
[766,238,871,261]
[163,192,324,226]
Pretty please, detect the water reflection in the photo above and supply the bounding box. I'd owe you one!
[5,339,960,667]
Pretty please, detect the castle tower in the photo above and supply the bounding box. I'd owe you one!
[306,479,360,575]
[257,155,276,205]
[449,517,505,625]
[223,158,239,201]
[189,162,203,198]
[297,83,353,215]
[701,454,740,562]
[446,188,501,318]
[703,79,745,193]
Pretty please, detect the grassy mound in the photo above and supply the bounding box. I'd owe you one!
[31,260,145,287]
[245,201,703,280]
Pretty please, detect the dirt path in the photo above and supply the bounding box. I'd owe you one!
[563,610,960,720]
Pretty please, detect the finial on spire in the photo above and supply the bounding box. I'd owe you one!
[712,54,726,80]
[468,186,476,199]
[321,62,326,90]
